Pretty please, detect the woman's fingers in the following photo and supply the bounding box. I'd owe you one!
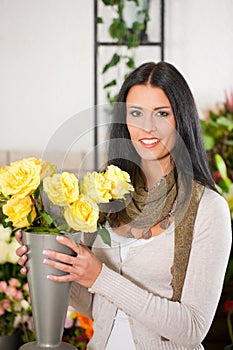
[15,229,23,245]
[56,235,80,254]
[43,238,102,288]
[43,249,78,267]
[16,244,28,258]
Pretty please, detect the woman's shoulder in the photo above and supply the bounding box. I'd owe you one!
[195,186,231,237]
[200,187,230,212]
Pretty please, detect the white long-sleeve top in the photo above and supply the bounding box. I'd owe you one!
[105,223,159,350]
[70,187,232,350]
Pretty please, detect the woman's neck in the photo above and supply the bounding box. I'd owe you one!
[141,158,174,190]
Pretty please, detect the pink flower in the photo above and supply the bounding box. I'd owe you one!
[23,283,29,293]
[213,171,222,181]
[5,285,17,298]
[64,306,76,329]
[15,290,23,301]
[2,298,11,312]
[225,90,233,112]
[13,314,22,328]
[22,315,34,331]
[9,278,20,288]
[224,300,233,313]
[0,281,7,293]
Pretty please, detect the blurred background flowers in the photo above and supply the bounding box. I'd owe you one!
[201,90,233,346]
[0,224,35,343]
[0,223,92,348]
[201,89,233,210]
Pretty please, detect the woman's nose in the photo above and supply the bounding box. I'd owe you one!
[143,113,157,132]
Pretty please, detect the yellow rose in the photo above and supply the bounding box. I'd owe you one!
[0,166,6,194]
[43,174,66,206]
[80,171,112,203]
[3,196,37,228]
[104,165,134,199]
[40,161,57,180]
[7,237,20,264]
[0,157,41,198]
[61,172,79,204]
[64,194,99,233]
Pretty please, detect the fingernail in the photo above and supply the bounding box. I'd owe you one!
[43,258,49,264]
[43,249,48,255]
[22,246,27,252]
[56,236,64,241]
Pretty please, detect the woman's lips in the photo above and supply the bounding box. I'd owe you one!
[139,138,160,148]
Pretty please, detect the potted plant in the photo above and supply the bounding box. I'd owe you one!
[0,224,35,349]
[98,0,150,103]
[201,90,233,347]
[0,157,134,349]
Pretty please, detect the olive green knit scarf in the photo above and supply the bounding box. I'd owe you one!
[118,168,204,303]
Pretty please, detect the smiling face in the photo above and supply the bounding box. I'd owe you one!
[126,84,176,170]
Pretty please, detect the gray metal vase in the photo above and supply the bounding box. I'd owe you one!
[19,232,77,350]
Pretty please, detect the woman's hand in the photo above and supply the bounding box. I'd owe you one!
[43,236,102,289]
[15,229,28,275]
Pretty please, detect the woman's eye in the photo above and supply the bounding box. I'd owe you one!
[156,111,169,117]
[129,110,142,117]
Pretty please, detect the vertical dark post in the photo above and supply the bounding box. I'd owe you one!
[160,0,165,61]
[94,0,98,170]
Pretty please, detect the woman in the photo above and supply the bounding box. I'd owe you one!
[17,62,232,349]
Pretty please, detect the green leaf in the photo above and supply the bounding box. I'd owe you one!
[203,134,215,150]
[41,212,53,225]
[104,79,117,89]
[97,226,111,246]
[33,186,40,199]
[1,216,12,228]
[132,21,145,32]
[216,116,233,131]
[97,17,103,24]
[102,0,119,5]
[109,18,127,39]
[209,110,219,121]
[126,57,135,69]
[102,53,121,74]
[126,32,140,48]
[27,211,33,225]
[225,259,233,285]
[214,153,232,190]
[107,91,118,104]
[25,227,61,234]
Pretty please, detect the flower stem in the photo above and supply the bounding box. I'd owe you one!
[227,307,233,344]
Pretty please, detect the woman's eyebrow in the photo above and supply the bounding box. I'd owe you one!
[127,105,143,109]
[127,105,171,111]
[153,106,171,111]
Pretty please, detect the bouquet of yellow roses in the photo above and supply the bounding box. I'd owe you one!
[0,157,133,245]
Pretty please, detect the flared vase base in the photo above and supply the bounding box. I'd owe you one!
[19,341,77,350]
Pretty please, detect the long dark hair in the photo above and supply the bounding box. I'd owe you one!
[107,61,216,191]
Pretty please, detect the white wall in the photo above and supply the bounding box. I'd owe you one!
[0,0,233,156]
[165,0,233,116]
[0,0,94,154]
